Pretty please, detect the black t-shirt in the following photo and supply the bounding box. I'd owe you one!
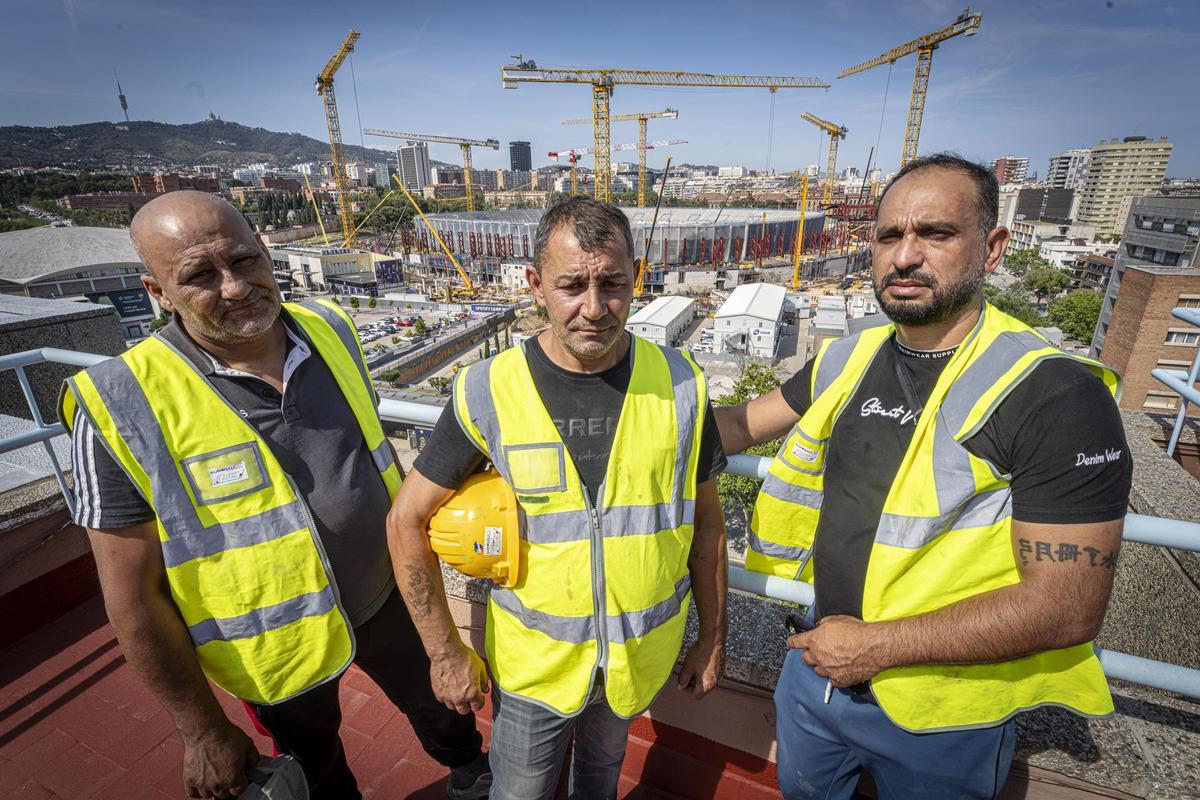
[779,334,1131,622]
[414,334,727,496]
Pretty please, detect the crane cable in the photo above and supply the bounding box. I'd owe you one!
[349,52,366,154]
[873,61,893,169]
[765,92,777,174]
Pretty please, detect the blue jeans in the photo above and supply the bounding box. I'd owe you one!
[489,682,633,800]
[774,650,1016,800]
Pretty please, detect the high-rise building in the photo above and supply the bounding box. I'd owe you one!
[372,160,396,188]
[1047,149,1091,190]
[397,142,431,191]
[509,141,532,172]
[989,156,1029,186]
[1090,198,1200,416]
[1077,136,1173,234]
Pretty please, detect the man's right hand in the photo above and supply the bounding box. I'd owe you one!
[181,722,260,799]
[430,643,490,715]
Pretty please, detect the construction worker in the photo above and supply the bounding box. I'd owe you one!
[716,154,1131,800]
[388,196,729,800]
[60,192,491,800]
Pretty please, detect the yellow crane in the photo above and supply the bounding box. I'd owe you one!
[838,7,983,167]
[563,108,678,207]
[364,129,499,212]
[502,57,827,202]
[800,112,848,206]
[634,156,671,297]
[315,29,360,246]
[390,174,476,297]
[790,175,810,290]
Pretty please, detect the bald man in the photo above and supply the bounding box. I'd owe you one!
[60,192,490,800]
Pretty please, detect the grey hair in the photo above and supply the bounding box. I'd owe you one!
[878,152,999,240]
[532,195,635,272]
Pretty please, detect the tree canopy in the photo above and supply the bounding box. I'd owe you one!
[714,363,783,516]
[1048,289,1103,342]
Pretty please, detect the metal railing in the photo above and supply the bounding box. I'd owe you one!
[1151,307,1200,457]
[2,347,1199,700]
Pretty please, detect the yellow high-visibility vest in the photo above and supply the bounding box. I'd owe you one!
[453,335,705,717]
[749,304,1121,732]
[58,300,402,704]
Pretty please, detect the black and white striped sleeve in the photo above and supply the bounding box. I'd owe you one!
[70,407,155,530]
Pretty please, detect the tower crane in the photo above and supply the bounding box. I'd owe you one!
[363,129,499,212]
[800,112,848,206]
[548,140,685,196]
[502,59,827,202]
[315,29,360,246]
[838,7,982,167]
[563,108,678,207]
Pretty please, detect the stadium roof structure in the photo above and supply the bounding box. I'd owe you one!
[0,227,142,286]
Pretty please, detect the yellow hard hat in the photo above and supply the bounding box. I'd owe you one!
[427,471,523,588]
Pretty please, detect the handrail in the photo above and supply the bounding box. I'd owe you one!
[1152,306,1200,457]
[2,347,1198,699]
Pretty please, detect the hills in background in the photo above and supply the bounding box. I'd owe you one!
[0,118,414,171]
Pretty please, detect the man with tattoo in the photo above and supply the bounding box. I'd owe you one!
[388,196,728,799]
[716,154,1131,799]
[64,192,490,799]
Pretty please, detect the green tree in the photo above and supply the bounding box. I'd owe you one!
[1023,264,1071,309]
[379,368,400,383]
[391,335,401,344]
[368,296,377,310]
[494,332,501,352]
[148,310,171,332]
[484,339,492,358]
[349,296,360,311]
[429,376,452,395]
[984,284,1044,327]
[413,317,428,335]
[1003,248,1048,278]
[713,363,783,525]
[504,327,511,348]
[1048,289,1103,342]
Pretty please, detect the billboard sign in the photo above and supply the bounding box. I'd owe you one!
[85,288,154,319]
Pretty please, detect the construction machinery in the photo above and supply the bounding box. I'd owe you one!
[838,7,983,167]
[564,108,677,207]
[364,129,499,212]
[390,174,476,297]
[790,175,809,290]
[800,112,848,206]
[634,156,671,297]
[315,29,361,246]
[548,140,685,196]
[502,59,827,202]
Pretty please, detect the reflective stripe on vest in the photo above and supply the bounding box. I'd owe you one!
[56,305,399,704]
[749,304,1120,731]
[455,335,703,717]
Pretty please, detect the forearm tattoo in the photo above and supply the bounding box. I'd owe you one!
[404,565,436,621]
[1017,539,1118,569]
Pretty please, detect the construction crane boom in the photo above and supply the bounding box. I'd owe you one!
[837,8,982,167]
[315,29,360,246]
[800,112,848,206]
[549,140,685,197]
[564,108,678,207]
[503,60,827,203]
[364,129,499,212]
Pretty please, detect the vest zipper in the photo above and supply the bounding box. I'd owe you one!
[582,486,608,679]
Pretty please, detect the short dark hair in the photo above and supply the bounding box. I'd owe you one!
[878,152,999,237]
[533,195,635,272]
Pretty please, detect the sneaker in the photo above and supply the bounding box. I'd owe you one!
[447,753,492,800]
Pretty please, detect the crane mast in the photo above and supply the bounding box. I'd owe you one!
[504,61,827,203]
[363,129,499,212]
[565,108,677,207]
[315,29,360,246]
[800,112,848,206]
[838,8,982,167]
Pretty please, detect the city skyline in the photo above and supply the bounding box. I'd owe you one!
[4,0,1198,175]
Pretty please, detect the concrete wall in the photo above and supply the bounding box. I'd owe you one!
[0,308,125,422]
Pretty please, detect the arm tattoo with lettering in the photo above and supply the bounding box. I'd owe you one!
[1017,539,1118,569]
[404,565,436,622]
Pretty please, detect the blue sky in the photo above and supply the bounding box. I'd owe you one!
[5,0,1198,175]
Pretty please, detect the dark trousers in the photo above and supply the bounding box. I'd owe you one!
[249,587,483,799]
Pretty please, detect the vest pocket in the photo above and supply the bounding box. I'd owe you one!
[180,442,272,505]
[777,427,827,475]
[504,442,567,494]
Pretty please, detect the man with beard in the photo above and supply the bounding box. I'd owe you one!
[59,191,491,800]
[716,154,1130,799]
[388,196,728,799]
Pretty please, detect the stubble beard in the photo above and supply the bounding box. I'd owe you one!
[185,289,282,345]
[873,249,986,327]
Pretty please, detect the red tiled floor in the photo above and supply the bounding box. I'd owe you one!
[0,595,774,800]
